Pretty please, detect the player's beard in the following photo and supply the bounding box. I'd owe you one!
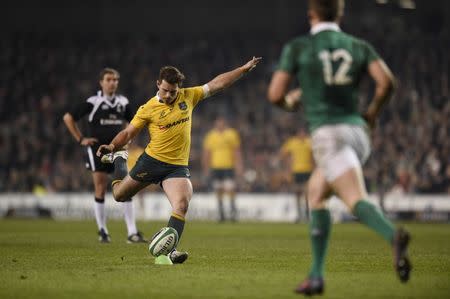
[164,97,176,105]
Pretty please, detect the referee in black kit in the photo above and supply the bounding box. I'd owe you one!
[63,68,146,243]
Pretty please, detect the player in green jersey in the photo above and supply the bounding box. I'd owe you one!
[268,0,411,295]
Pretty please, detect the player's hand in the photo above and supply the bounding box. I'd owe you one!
[96,144,114,157]
[363,111,377,130]
[242,56,262,73]
[80,137,98,146]
[284,88,302,111]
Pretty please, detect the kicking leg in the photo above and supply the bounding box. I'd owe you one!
[98,149,148,242]
[112,175,149,202]
[99,150,148,201]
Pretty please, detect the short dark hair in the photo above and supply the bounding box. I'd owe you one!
[159,66,185,86]
[309,0,344,22]
[99,68,120,81]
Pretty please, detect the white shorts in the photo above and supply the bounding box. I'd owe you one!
[312,124,371,182]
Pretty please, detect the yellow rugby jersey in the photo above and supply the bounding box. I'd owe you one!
[127,145,144,170]
[130,86,204,165]
[203,128,240,169]
[281,137,313,173]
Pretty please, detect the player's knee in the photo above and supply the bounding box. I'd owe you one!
[112,190,127,202]
[307,185,324,208]
[308,197,322,209]
[113,194,123,202]
[94,187,107,198]
[174,197,190,215]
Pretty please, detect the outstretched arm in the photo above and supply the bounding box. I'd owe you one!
[206,56,262,96]
[267,71,301,111]
[364,59,396,128]
[96,124,141,157]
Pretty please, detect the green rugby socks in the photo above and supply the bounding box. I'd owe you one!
[112,157,128,181]
[309,209,331,278]
[353,200,395,244]
[168,213,185,240]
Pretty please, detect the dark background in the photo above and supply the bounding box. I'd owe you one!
[1,0,448,35]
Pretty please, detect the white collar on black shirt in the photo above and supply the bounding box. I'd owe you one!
[310,22,341,35]
[97,90,115,102]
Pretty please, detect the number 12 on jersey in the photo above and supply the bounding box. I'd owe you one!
[319,49,353,85]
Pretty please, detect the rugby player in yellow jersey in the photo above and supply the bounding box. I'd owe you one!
[279,128,313,222]
[96,56,261,263]
[202,117,243,222]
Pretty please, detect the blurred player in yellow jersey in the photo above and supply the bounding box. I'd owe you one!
[279,128,313,222]
[202,117,243,222]
[96,56,261,264]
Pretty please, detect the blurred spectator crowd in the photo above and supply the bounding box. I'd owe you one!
[0,19,448,195]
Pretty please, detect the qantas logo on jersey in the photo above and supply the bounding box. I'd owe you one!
[159,117,190,130]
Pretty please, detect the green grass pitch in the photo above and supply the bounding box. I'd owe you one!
[1,220,449,299]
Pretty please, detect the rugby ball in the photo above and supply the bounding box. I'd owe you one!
[148,227,178,257]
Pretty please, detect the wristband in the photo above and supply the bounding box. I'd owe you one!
[78,136,84,144]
